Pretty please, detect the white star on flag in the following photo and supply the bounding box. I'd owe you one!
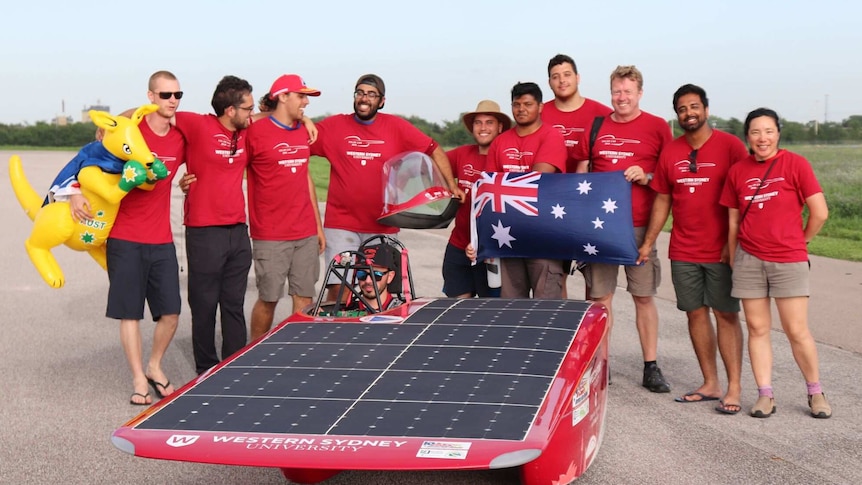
[583,243,598,255]
[551,204,566,219]
[491,220,516,248]
[592,217,605,229]
[602,198,618,213]
[577,180,592,195]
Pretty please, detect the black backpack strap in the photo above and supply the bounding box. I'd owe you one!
[740,156,780,224]
[588,116,605,173]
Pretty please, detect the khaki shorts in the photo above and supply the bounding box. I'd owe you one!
[500,258,564,299]
[731,246,809,299]
[253,237,320,302]
[584,226,660,298]
[671,261,739,313]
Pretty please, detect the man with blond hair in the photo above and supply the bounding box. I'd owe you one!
[572,65,673,392]
[72,70,186,404]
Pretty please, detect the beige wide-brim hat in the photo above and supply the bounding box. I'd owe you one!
[462,100,512,132]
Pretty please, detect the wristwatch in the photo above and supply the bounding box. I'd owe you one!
[644,173,654,185]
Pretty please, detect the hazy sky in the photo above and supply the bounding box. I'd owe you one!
[3,0,860,126]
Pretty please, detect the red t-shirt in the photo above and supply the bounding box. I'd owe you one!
[572,111,672,226]
[720,149,822,263]
[446,144,487,250]
[110,118,185,244]
[245,116,317,241]
[487,123,567,174]
[541,98,612,173]
[175,112,248,227]
[652,130,748,262]
[311,113,438,234]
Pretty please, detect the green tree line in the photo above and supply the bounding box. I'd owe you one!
[673,115,862,143]
[4,113,862,149]
[0,121,99,147]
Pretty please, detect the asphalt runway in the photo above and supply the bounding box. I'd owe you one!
[2,150,860,484]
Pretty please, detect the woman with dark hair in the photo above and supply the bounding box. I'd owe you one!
[719,108,830,419]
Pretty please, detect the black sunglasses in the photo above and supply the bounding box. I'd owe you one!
[156,91,184,100]
[356,269,388,281]
[689,149,698,173]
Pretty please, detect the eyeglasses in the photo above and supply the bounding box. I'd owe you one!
[234,104,255,112]
[354,90,381,100]
[688,149,698,173]
[156,91,183,100]
[356,269,388,281]
[230,131,239,156]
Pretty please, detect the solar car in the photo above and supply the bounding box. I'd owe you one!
[112,235,610,484]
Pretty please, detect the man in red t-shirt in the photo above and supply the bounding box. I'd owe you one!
[175,75,256,374]
[571,65,673,393]
[542,54,613,298]
[310,74,464,300]
[245,74,325,339]
[73,71,186,405]
[638,84,749,412]
[443,100,510,298]
[543,54,613,175]
[486,82,567,299]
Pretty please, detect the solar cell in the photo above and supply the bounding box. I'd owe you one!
[134,299,590,443]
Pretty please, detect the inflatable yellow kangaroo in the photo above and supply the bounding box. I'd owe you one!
[9,104,168,288]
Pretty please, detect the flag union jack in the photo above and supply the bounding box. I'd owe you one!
[471,171,541,218]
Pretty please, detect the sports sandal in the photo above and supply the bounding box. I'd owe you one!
[808,393,832,419]
[750,395,776,418]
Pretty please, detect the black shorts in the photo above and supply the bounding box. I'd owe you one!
[106,238,181,321]
[441,242,499,298]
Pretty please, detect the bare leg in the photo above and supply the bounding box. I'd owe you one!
[591,293,615,340]
[775,296,820,383]
[632,295,659,362]
[714,309,743,405]
[250,299,277,340]
[742,298,773,389]
[291,295,313,315]
[682,306,721,398]
[145,314,178,397]
[119,319,151,405]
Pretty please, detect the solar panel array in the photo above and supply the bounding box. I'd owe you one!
[137,299,590,441]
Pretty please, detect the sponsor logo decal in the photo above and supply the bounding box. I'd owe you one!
[167,434,200,447]
[416,441,472,460]
[359,315,404,323]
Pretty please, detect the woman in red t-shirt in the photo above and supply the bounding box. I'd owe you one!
[720,108,830,419]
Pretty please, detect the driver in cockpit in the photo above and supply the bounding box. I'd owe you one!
[344,244,404,312]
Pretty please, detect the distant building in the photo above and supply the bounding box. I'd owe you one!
[51,115,73,126]
[80,103,110,123]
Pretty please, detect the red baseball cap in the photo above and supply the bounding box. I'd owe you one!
[268,74,321,99]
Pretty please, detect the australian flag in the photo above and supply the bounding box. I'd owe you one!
[470,171,639,265]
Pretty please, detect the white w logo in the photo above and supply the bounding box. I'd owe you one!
[167,434,200,447]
